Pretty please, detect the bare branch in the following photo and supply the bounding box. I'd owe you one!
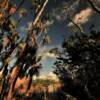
[68,17,84,34]
[87,0,100,14]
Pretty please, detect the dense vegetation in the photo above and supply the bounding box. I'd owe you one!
[53,30,100,100]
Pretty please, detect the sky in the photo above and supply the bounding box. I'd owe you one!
[9,0,100,75]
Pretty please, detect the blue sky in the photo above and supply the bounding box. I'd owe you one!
[10,0,100,75]
[10,0,69,75]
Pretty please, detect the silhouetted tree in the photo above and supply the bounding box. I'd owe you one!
[53,30,100,100]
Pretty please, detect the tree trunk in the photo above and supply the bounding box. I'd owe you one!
[7,65,20,99]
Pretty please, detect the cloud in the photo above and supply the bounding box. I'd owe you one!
[52,0,96,26]
[20,19,54,33]
[43,52,57,59]
[44,20,54,27]
[37,46,58,61]
[19,26,27,32]
[19,22,32,32]
[52,0,80,21]
[68,7,93,26]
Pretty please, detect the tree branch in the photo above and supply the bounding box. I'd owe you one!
[87,0,100,14]
[16,0,25,12]
[68,17,84,34]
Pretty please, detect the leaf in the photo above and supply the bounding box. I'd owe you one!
[31,0,36,4]
[43,35,51,45]
[36,56,42,63]
[0,12,4,18]
[18,8,27,18]
[0,12,5,25]
[49,48,59,55]
[9,19,17,30]
[0,0,9,10]
[8,5,16,15]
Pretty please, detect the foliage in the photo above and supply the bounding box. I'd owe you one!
[53,30,100,100]
[0,0,50,99]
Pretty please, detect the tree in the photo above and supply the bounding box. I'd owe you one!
[53,30,100,100]
[0,0,50,99]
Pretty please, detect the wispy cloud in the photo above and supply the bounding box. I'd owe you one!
[19,26,27,32]
[52,0,80,21]
[68,7,93,26]
[37,46,58,61]
[44,20,54,27]
[52,0,95,26]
